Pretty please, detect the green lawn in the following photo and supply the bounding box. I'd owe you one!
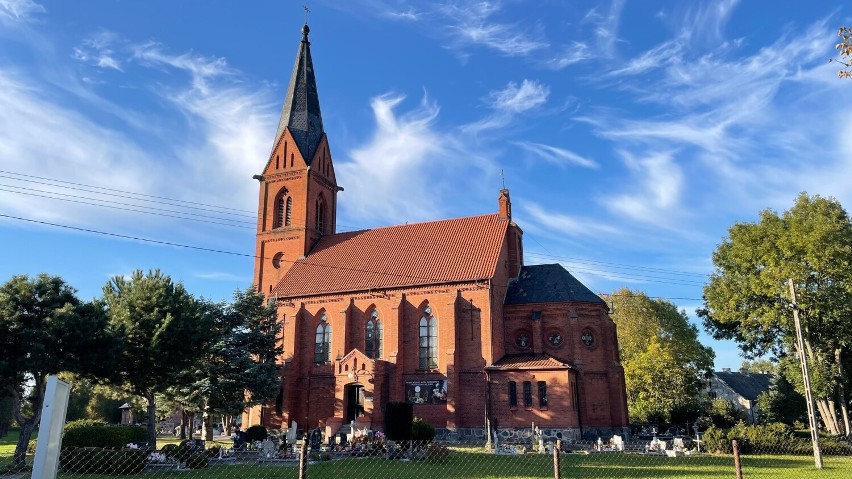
[3,431,850,478]
[41,451,852,479]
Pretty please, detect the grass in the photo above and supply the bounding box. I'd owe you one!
[3,431,850,478]
[43,450,852,479]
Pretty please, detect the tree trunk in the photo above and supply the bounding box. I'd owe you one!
[815,398,840,435]
[202,402,213,441]
[223,415,232,436]
[836,349,850,437]
[8,375,45,471]
[144,391,157,450]
[179,409,187,440]
[187,412,195,439]
[801,337,840,435]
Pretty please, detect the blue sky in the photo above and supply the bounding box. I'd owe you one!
[1,0,851,370]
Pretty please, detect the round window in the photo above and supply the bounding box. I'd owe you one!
[581,329,595,348]
[515,332,531,349]
[547,331,564,347]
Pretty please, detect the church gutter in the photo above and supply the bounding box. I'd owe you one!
[274,277,492,303]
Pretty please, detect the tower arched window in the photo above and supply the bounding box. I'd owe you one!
[315,197,326,234]
[365,310,382,359]
[419,306,437,369]
[285,197,292,226]
[275,195,286,228]
[315,315,331,364]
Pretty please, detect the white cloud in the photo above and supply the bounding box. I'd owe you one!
[0,70,162,226]
[464,79,550,134]
[383,8,421,21]
[546,42,592,70]
[523,202,621,240]
[0,0,43,22]
[488,79,549,113]
[73,30,123,71]
[133,42,233,94]
[581,0,625,58]
[513,141,597,169]
[337,93,446,223]
[603,150,683,226]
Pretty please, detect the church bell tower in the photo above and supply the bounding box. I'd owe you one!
[254,24,341,297]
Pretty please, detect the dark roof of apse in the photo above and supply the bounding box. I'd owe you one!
[505,264,605,305]
[272,24,324,164]
[714,372,772,401]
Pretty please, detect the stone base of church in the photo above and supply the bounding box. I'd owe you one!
[433,426,631,444]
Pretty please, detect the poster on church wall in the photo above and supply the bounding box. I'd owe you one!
[405,380,447,404]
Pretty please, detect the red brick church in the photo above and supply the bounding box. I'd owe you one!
[244,24,629,442]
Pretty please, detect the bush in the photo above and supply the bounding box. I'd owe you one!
[412,417,435,442]
[245,424,268,443]
[63,424,147,449]
[110,449,147,475]
[184,453,208,469]
[159,443,179,460]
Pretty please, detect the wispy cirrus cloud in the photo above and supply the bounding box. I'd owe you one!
[73,30,123,71]
[0,0,44,22]
[463,79,550,134]
[337,93,447,224]
[581,0,625,58]
[513,141,597,169]
[603,150,684,226]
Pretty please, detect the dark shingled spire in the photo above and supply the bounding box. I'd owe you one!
[272,23,324,165]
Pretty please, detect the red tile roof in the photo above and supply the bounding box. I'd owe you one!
[273,213,508,297]
[487,354,574,370]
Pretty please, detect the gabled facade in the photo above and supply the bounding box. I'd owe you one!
[245,24,629,442]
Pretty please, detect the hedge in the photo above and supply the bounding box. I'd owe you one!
[702,422,852,455]
[63,424,147,449]
[245,425,268,443]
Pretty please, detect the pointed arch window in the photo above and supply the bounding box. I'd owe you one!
[275,196,285,228]
[315,314,331,364]
[365,310,382,359]
[419,306,437,369]
[285,197,292,226]
[315,197,326,234]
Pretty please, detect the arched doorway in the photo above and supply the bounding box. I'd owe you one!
[344,384,365,423]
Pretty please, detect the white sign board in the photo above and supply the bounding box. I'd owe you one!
[32,376,71,479]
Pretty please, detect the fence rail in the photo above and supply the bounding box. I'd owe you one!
[2,436,851,478]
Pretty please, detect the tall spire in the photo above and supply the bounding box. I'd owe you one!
[272,23,324,165]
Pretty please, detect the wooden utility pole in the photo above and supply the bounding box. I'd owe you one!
[298,436,308,479]
[788,278,824,469]
[553,440,562,479]
[732,440,743,479]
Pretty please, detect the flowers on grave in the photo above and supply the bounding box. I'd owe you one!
[147,452,168,464]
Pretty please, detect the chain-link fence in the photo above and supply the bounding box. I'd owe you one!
[3,432,851,479]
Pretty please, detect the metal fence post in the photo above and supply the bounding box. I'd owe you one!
[732,440,742,479]
[553,440,562,479]
[298,437,308,479]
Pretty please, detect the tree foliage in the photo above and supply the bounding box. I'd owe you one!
[700,192,852,435]
[605,289,715,423]
[102,269,214,448]
[0,274,115,469]
[831,26,852,79]
[168,287,282,440]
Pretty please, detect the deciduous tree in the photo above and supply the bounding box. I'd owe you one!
[605,289,715,423]
[700,193,852,436]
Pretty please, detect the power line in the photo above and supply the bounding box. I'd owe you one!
[0,169,255,215]
[1,169,712,283]
[0,212,709,302]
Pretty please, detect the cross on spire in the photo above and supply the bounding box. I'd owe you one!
[303,3,310,24]
[501,168,506,189]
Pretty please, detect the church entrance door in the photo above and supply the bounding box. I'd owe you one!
[344,384,365,423]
